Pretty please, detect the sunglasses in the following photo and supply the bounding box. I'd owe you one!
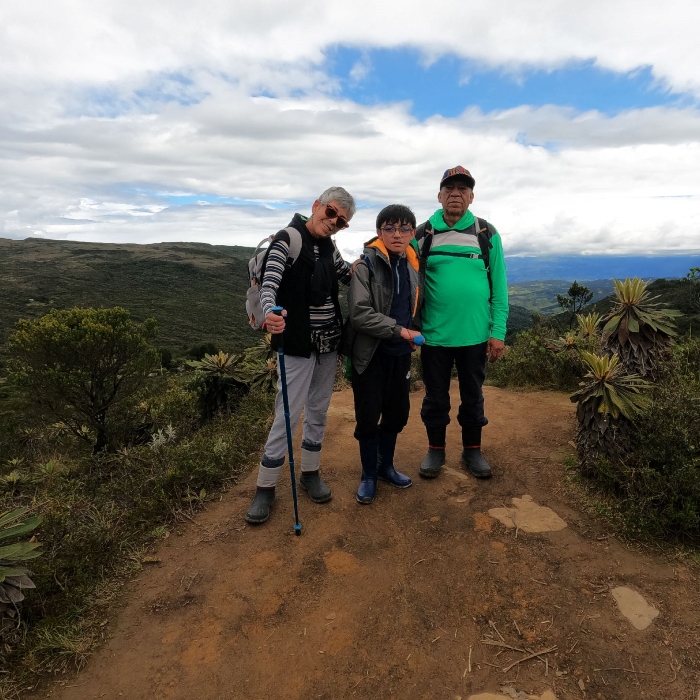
[323,204,350,229]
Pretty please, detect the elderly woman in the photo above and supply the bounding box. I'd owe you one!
[246,186,356,525]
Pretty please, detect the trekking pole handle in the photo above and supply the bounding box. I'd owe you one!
[413,334,425,346]
[270,306,285,335]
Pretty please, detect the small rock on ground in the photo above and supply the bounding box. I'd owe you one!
[488,495,567,533]
[611,586,659,630]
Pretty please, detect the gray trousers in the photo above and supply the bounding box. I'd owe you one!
[256,351,337,488]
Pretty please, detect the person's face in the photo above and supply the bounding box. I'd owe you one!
[308,199,352,239]
[437,178,474,219]
[377,221,415,254]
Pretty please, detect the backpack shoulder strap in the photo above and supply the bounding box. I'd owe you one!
[256,226,303,285]
[416,221,434,260]
[475,217,495,300]
[282,226,303,265]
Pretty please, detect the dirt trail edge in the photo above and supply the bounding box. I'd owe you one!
[42,386,699,700]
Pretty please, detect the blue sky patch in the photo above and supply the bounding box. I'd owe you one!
[68,72,206,118]
[131,189,297,209]
[325,46,693,119]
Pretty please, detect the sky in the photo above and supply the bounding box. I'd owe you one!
[2,0,700,261]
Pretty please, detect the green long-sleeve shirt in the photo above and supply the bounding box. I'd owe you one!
[419,209,509,347]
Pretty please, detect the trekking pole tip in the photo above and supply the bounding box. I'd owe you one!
[294,523,303,536]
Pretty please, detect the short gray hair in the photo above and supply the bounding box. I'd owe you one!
[318,186,356,218]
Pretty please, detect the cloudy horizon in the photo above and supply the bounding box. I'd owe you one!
[2,1,699,262]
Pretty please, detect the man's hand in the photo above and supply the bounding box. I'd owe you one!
[487,337,505,363]
[264,309,287,334]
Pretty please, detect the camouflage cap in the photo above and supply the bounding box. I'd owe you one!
[440,165,475,189]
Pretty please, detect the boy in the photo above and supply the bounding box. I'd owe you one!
[347,204,422,504]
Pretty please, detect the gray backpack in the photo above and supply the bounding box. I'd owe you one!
[245,226,303,330]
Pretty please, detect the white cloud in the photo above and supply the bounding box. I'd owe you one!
[1,0,699,258]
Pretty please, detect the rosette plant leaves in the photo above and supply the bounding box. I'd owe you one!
[571,351,651,475]
[601,278,682,379]
[0,507,42,622]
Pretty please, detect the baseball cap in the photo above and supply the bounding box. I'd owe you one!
[440,166,475,189]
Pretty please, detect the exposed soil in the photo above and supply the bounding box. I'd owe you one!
[39,385,700,700]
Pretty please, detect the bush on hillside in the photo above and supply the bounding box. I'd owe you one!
[589,337,700,540]
[8,308,159,454]
[486,319,585,391]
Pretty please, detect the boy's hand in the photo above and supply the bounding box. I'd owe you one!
[400,327,422,349]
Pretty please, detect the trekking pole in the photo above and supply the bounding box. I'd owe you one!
[414,335,425,346]
[271,306,303,536]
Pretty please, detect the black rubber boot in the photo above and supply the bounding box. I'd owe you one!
[299,471,332,503]
[245,487,276,524]
[419,448,445,478]
[377,431,412,488]
[356,437,378,504]
[461,425,492,478]
[461,448,492,478]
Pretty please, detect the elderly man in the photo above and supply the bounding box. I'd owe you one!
[415,166,508,480]
[246,187,355,524]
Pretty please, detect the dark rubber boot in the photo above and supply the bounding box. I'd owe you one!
[419,448,445,478]
[299,471,332,503]
[420,425,446,478]
[245,487,275,524]
[356,438,378,504]
[461,425,491,478]
[461,448,492,478]
[377,431,412,488]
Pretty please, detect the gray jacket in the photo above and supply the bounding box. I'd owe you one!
[347,238,421,374]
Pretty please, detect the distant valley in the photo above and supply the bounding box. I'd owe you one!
[505,254,700,283]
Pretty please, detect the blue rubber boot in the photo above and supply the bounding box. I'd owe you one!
[377,431,412,488]
[356,438,378,504]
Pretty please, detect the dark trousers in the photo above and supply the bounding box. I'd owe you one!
[352,351,412,440]
[420,342,488,431]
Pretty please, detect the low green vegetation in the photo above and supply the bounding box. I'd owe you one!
[0,308,276,694]
[491,274,700,542]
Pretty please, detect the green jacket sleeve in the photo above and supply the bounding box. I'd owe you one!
[489,231,509,341]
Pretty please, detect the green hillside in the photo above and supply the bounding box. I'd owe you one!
[0,238,535,365]
[0,238,260,360]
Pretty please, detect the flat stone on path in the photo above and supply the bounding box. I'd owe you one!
[488,495,567,533]
[468,689,557,700]
[611,586,659,630]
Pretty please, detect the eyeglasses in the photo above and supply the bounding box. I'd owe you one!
[380,226,414,237]
[323,204,350,230]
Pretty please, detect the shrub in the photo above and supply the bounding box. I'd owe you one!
[574,337,700,540]
[487,322,585,391]
[8,308,159,453]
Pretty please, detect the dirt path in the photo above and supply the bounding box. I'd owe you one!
[41,385,699,700]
